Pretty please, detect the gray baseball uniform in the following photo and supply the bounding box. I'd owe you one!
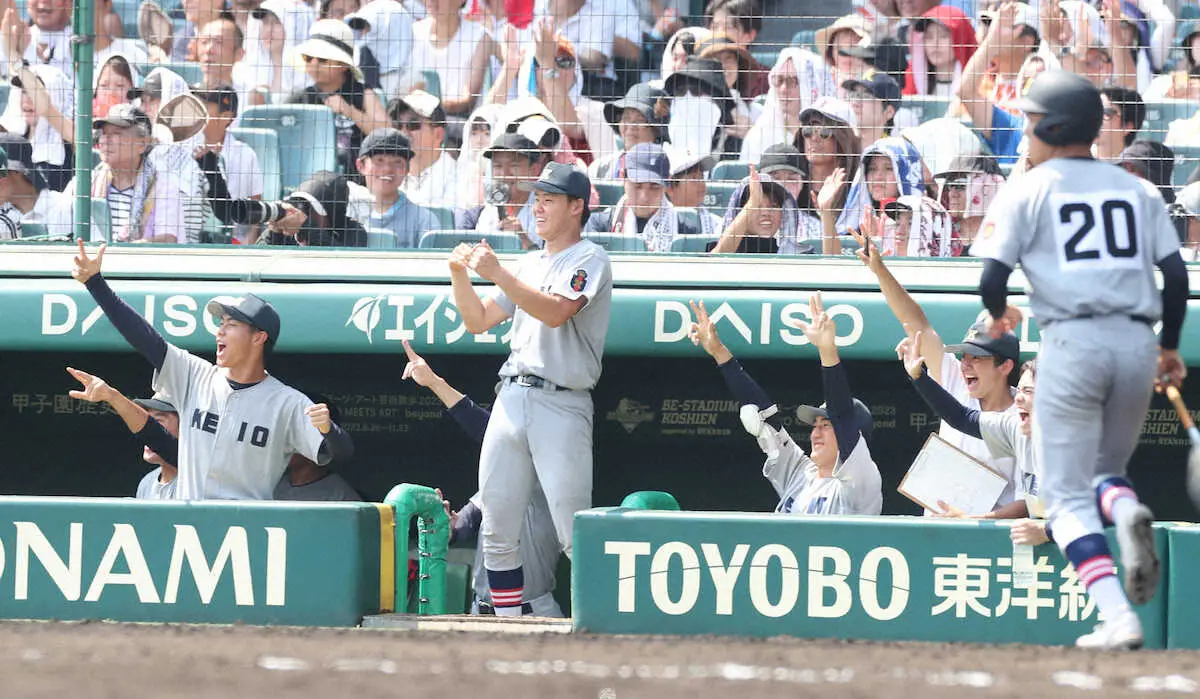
[135,467,178,500]
[978,412,1042,516]
[153,344,328,500]
[468,488,564,617]
[760,427,883,515]
[973,160,1179,540]
[480,239,613,575]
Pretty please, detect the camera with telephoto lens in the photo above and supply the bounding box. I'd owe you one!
[485,182,512,206]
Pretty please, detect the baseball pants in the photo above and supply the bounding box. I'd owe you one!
[1033,316,1158,547]
[479,381,594,571]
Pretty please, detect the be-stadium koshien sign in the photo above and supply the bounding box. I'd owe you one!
[0,279,1054,359]
[571,510,1170,648]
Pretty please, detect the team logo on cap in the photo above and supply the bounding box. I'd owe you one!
[570,269,588,293]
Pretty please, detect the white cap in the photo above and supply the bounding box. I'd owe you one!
[663,144,716,176]
[799,96,857,128]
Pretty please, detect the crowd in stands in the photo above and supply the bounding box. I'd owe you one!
[0,0,1197,257]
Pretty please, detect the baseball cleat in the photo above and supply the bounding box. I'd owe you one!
[1075,609,1144,650]
[1117,503,1160,606]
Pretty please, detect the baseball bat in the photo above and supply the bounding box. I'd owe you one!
[1164,386,1200,509]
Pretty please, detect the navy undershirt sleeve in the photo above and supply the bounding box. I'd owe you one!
[84,275,168,370]
[717,358,783,429]
[450,499,483,544]
[1158,250,1189,351]
[447,396,492,444]
[135,417,179,467]
[822,362,860,458]
[317,422,354,462]
[911,370,984,439]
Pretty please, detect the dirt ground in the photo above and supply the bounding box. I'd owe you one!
[1,620,1199,699]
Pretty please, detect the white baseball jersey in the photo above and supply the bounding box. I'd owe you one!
[762,428,883,515]
[153,344,327,500]
[979,412,1043,517]
[937,353,1020,509]
[972,159,1180,323]
[489,239,613,391]
[135,467,178,500]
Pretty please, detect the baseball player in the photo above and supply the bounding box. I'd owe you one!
[448,162,612,616]
[971,71,1189,650]
[401,341,564,617]
[900,336,1042,519]
[70,241,355,500]
[849,223,1028,518]
[64,367,180,499]
[689,296,882,515]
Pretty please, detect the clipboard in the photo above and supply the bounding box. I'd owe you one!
[899,433,1009,515]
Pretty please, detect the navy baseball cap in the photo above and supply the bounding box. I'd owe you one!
[842,71,901,110]
[757,143,805,177]
[359,127,413,160]
[0,134,47,190]
[482,131,539,160]
[795,399,875,439]
[206,294,282,345]
[945,321,1020,361]
[624,143,670,185]
[520,161,591,198]
[134,393,177,413]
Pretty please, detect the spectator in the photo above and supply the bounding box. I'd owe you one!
[2,64,74,191]
[706,0,769,97]
[346,128,438,248]
[793,97,860,219]
[711,168,817,254]
[275,395,361,501]
[345,0,415,99]
[458,127,550,244]
[226,0,265,34]
[68,104,194,243]
[934,162,1005,255]
[956,3,1031,168]
[757,143,806,205]
[903,6,977,98]
[877,194,954,256]
[196,17,253,109]
[665,57,733,159]
[1096,86,1144,159]
[698,33,757,143]
[1107,0,1174,94]
[237,0,311,107]
[975,3,1040,116]
[320,0,360,20]
[390,89,458,207]
[1177,181,1200,260]
[494,96,593,174]
[0,0,74,77]
[838,135,925,235]
[843,69,901,147]
[540,0,638,99]
[741,48,836,164]
[1144,21,1199,101]
[585,142,699,249]
[93,0,151,64]
[287,18,390,177]
[664,144,722,236]
[0,133,72,239]
[590,82,667,180]
[456,102,503,208]
[194,84,265,243]
[271,170,368,245]
[173,0,228,62]
[657,26,712,86]
[815,14,873,89]
[94,54,140,119]
[1116,139,1177,204]
[404,0,494,115]
[130,67,188,123]
[904,116,989,182]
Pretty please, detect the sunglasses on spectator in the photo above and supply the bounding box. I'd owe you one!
[399,119,425,132]
[304,55,336,65]
[802,125,835,140]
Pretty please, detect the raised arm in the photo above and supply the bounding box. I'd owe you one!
[958,1,1022,137]
[305,403,355,463]
[688,300,781,420]
[794,292,859,458]
[401,339,492,443]
[71,241,169,370]
[449,243,512,333]
[66,365,180,466]
[711,167,765,255]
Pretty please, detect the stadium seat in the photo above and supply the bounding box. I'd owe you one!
[427,206,455,230]
[837,234,862,253]
[1174,145,1200,188]
[18,222,46,238]
[238,104,337,193]
[710,161,750,182]
[113,0,142,37]
[675,206,700,233]
[669,236,718,252]
[417,230,524,250]
[1181,4,1200,20]
[420,70,442,99]
[137,62,204,85]
[1139,99,1197,141]
[594,180,624,206]
[702,182,739,216]
[366,228,398,248]
[228,127,283,201]
[752,50,780,69]
[583,232,648,252]
[791,29,817,52]
[902,95,953,123]
[90,198,112,242]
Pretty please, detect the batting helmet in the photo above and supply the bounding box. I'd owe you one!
[1014,71,1103,147]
